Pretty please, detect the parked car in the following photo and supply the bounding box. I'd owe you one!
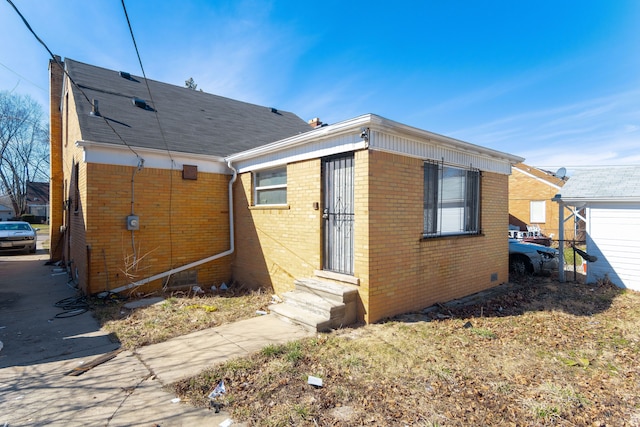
[0,221,39,254]
[509,238,558,275]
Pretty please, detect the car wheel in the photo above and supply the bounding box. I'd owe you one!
[510,255,533,275]
[30,246,37,254]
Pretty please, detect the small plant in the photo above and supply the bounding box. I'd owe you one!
[470,327,497,339]
[261,344,283,358]
[285,342,303,364]
[293,404,310,418]
[535,405,559,419]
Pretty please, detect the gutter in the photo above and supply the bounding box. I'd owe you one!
[553,196,640,205]
[98,159,238,297]
[227,113,524,165]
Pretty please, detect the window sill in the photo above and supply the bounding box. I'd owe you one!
[249,204,290,211]
[420,232,484,242]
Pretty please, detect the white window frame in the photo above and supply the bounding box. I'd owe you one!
[253,166,287,206]
[530,200,546,223]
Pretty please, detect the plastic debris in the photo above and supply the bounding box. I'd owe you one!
[192,285,204,294]
[463,321,473,329]
[271,295,282,303]
[209,380,226,413]
[220,282,228,290]
[208,380,226,399]
[219,419,233,427]
[308,375,323,387]
[255,310,267,316]
[171,397,181,403]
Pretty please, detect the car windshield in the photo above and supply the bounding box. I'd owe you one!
[0,223,31,231]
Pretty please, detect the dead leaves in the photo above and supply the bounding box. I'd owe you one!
[173,279,640,425]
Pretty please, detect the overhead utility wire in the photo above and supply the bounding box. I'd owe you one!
[5,0,142,159]
[0,61,47,92]
[120,0,174,163]
[121,0,175,266]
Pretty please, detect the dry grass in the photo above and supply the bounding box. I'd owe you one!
[172,277,640,426]
[92,287,273,349]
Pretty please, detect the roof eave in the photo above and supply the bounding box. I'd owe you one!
[554,196,640,205]
[226,113,524,164]
[76,140,226,163]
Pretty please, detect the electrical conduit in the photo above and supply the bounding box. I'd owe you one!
[98,160,237,297]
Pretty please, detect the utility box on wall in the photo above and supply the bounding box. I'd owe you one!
[126,215,140,230]
[183,164,198,180]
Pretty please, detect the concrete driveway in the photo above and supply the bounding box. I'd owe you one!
[0,248,221,426]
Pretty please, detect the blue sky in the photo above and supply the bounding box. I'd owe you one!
[1,0,639,169]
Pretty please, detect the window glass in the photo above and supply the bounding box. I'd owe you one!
[255,169,286,187]
[254,167,287,205]
[424,162,480,236]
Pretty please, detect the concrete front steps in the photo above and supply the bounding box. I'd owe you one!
[268,278,358,332]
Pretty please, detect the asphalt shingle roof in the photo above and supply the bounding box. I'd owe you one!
[560,166,640,200]
[65,59,312,157]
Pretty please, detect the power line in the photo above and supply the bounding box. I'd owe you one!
[120,0,173,163]
[5,0,142,160]
[0,61,47,92]
[121,0,175,265]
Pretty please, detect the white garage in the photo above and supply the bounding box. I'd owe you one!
[554,166,640,292]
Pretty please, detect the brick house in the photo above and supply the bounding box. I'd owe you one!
[508,163,570,240]
[50,57,523,325]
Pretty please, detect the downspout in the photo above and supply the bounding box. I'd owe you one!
[98,160,238,297]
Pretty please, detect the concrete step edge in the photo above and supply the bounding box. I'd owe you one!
[294,278,358,303]
[268,303,332,332]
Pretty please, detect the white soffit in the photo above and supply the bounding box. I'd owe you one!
[227,114,522,175]
[76,140,229,174]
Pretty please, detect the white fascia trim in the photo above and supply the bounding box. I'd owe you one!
[225,113,523,168]
[75,140,230,174]
[233,140,367,173]
[226,114,375,162]
[369,115,524,164]
[555,197,640,205]
[513,166,563,190]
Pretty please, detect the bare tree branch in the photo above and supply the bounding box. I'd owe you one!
[0,91,49,217]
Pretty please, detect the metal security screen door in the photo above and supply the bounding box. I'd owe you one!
[323,154,355,275]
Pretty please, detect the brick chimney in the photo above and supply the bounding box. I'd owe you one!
[49,55,64,261]
[308,117,323,128]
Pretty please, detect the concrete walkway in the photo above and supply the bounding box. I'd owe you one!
[0,252,313,426]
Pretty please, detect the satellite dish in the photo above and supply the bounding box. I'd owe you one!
[555,167,567,179]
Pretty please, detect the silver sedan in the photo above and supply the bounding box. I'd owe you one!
[509,238,559,275]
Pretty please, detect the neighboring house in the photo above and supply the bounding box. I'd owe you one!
[509,163,569,239]
[0,203,12,221]
[50,57,523,324]
[26,181,50,223]
[553,166,640,292]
